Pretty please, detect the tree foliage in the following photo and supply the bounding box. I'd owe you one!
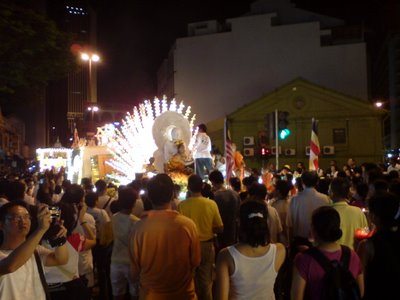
[0,1,76,107]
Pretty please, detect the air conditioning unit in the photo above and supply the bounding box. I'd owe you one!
[284,148,296,156]
[243,148,255,157]
[305,146,311,156]
[243,136,255,146]
[271,146,282,155]
[323,145,335,155]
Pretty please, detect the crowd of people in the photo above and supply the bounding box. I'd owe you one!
[0,154,399,300]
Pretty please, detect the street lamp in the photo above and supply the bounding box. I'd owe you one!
[81,52,100,103]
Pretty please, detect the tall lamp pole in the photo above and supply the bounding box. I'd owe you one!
[81,52,100,103]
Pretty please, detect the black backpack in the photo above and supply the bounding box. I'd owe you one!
[305,245,361,300]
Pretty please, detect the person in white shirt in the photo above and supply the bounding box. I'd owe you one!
[0,201,68,300]
[192,124,213,180]
[111,187,140,299]
[95,179,115,217]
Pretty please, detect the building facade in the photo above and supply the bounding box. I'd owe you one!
[157,0,367,125]
[224,78,385,170]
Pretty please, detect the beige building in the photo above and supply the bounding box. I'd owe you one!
[209,78,386,170]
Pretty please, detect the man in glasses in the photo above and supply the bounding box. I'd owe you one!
[0,201,68,299]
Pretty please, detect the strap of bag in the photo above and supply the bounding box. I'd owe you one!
[34,250,51,300]
[339,245,351,269]
[305,247,333,272]
[103,196,112,209]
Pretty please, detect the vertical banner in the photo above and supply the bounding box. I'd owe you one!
[309,118,320,171]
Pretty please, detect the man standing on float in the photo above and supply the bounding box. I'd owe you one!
[192,124,213,180]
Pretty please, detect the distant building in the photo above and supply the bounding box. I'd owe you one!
[223,78,385,170]
[0,109,24,158]
[157,0,367,125]
[46,0,98,146]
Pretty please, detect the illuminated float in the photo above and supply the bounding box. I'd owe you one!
[97,97,197,185]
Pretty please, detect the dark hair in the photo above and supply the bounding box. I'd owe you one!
[301,171,319,187]
[239,201,270,247]
[275,180,290,198]
[118,187,138,210]
[5,181,26,202]
[188,175,203,193]
[373,179,388,194]
[355,182,369,199]
[209,170,224,185]
[61,184,84,205]
[55,201,77,236]
[248,183,267,201]
[242,175,257,188]
[197,123,207,133]
[330,177,350,199]
[201,182,214,199]
[312,206,342,242]
[85,192,98,208]
[368,192,400,228]
[389,179,400,198]
[229,177,241,192]
[0,201,28,222]
[147,174,174,206]
[316,178,331,195]
[95,179,107,193]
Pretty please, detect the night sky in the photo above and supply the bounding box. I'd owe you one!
[95,0,388,106]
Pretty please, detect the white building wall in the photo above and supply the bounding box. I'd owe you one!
[171,13,368,124]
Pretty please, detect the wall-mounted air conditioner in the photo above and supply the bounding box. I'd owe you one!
[323,145,335,155]
[243,148,255,157]
[284,148,296,156]
[243,136,255,146]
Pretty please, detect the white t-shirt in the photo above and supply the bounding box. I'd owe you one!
[192,132,212,159]
[87,207,111,239]
[111,213,139,265]
[0,245,51,300]
[74,213,95,276]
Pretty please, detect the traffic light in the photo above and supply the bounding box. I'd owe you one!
[261,146,271,157]
[278,111,291,140]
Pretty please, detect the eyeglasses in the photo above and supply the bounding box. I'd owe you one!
[5,214,32,222]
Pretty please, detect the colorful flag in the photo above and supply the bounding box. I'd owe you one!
[309,118,320,171]
[225,119,235,182]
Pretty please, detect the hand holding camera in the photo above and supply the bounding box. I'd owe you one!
[37,205,51,233]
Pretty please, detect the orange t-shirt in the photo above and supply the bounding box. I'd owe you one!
[129,210,201,299]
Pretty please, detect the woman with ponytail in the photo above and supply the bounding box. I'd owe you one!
[291,206,364,300]
[215,201,286,300]
[357,192,400,300]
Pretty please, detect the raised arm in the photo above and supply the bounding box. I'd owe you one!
[0,206,51,275]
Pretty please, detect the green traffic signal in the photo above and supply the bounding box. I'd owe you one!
[279,128,291,140]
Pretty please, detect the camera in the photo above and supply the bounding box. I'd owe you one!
[49,206,61,220]
[43,206,66,248]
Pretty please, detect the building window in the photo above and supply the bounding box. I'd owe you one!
[333,128,346,144]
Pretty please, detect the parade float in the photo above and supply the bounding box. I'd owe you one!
[97,97,197,186]
[37,97,197,186]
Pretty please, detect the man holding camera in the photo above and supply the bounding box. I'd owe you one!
[0,201,68,299]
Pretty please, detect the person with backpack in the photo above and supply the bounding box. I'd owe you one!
[357,192,400,300]
[291,206,364,300]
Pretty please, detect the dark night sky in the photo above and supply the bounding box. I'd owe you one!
[95,0,388,106]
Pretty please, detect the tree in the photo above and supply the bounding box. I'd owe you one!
[0,1,75,108]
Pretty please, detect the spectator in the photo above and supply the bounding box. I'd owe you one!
[357,192,400,299]
[330,177,368,249]
[130,174,200,299]
[111,187,140,299]
[286,171,330,243]
[0,201,68,299]
[270,179,291,246]
[95,180,115,217]
[209,170,240,250]
[291,206,364,300]
[178,174,223,300]
[248,183,283,243]
[215,201,286,299]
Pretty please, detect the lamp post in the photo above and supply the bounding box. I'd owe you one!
[80,52,100,103]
